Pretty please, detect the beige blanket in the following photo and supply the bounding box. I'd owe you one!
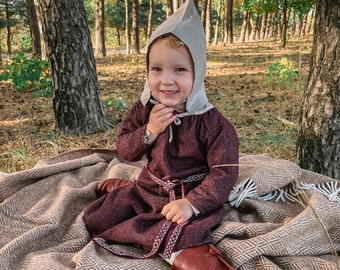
[0,149,339,269]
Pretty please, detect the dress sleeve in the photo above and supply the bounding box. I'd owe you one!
[115,101,152,161]
[185,112,239,214]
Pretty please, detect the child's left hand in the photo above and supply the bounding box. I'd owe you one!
[161,198,194,224]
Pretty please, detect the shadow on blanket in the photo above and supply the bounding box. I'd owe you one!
[0,149,339,270]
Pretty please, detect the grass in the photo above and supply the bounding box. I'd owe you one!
[0,37,312,173]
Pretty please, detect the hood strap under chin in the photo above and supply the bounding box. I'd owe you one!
[149,98,191,142]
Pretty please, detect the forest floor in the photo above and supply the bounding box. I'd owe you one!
[0,37,313,173]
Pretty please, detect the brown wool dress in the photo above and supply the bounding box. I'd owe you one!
[83,100,239,257]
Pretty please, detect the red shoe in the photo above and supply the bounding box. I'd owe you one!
[172,244,234,270]
[96,178,133,196]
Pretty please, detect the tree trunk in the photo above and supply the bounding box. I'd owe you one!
[280,1,287,48]
[225,0,233,44]
[205,0,212,44]
[132,0,140,53]
[297,0,340,179]
[291,10,296,36]
[147,0,154,43]
[36,0,110,135]
[250,13,259,41]
[239,10,249,43]
[125,0,130,54]
[271,12,278,39]
[34,0,47,59]
[260,13,268,39]
[307,6,315,34]
[26,0,41,56]
[5,1,11,55]
[166,0,174,17]
[245,11,251,41]
[94,0,106,57]
[213,0,223,45]
[201,0,207,32]
[299,13,308,38]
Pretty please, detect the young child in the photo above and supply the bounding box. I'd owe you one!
[83,0,238,269]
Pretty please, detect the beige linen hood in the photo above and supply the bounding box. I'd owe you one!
[140,0,213,114]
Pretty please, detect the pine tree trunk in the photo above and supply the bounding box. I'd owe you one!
[5,2,11,55]
[95,0,106,57]
[26,0,41,56]
[36,0,111,135]
[125,0,130,54]
[280,1,287,48]
[260,13,268,40]
[205,0,212,44]
[132,0,140,53]
[147,0,154,42]
[166,0,173,17]
[34,0,47,59]
[201,0,207,32]
[213,0,223,45]
[238,10,249,43]
[225,0,233,44]
[297,0,340,179]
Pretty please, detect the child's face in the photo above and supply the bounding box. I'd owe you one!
[148,38,194,109]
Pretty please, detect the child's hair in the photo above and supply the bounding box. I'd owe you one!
[158,33,186,49]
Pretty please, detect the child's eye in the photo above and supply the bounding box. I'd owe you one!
[176,67,186,72]
[151,67,161,72]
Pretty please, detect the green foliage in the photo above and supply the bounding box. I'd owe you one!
[103,95,127,110]
[266,57,301,89]
[0,51,51,92]
[18,33,32,52]
[242,0,315,15]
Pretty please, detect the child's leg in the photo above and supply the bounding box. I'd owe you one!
[170,244,234,270]
[96,177,133,196]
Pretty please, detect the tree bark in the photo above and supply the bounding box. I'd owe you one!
[26,0,41,55]
[260,13,268,39]
[147,0,154,43]
[201,0,207,32]
[125,0,130,54]
[132,0,140,53]
[239,10,250,43]
[225,0,233,44]
[297,0,340,179]
[213,0,223,45]
[280,0,288,48]
[94,0,106,57]
[205,0,212,44]
[36,0,110,135]
[250,13,259,41]
[5,1,12,55]
[166,0,174,17]
[34,0,47,59]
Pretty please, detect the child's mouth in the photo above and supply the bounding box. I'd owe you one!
[161,90,178,95]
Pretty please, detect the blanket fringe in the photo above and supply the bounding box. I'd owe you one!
[229,178,340,207]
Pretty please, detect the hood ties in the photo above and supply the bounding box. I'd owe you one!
[149,98,190,142]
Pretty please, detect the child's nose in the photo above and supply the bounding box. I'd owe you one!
[161,71,174,85]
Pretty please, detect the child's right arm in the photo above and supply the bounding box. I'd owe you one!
[115,101,175,161]
[115,101,151,161]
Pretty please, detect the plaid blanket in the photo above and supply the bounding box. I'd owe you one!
[0,149,339,269]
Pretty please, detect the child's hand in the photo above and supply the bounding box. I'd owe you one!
[161,198,194,224]
[147,104,176,136]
